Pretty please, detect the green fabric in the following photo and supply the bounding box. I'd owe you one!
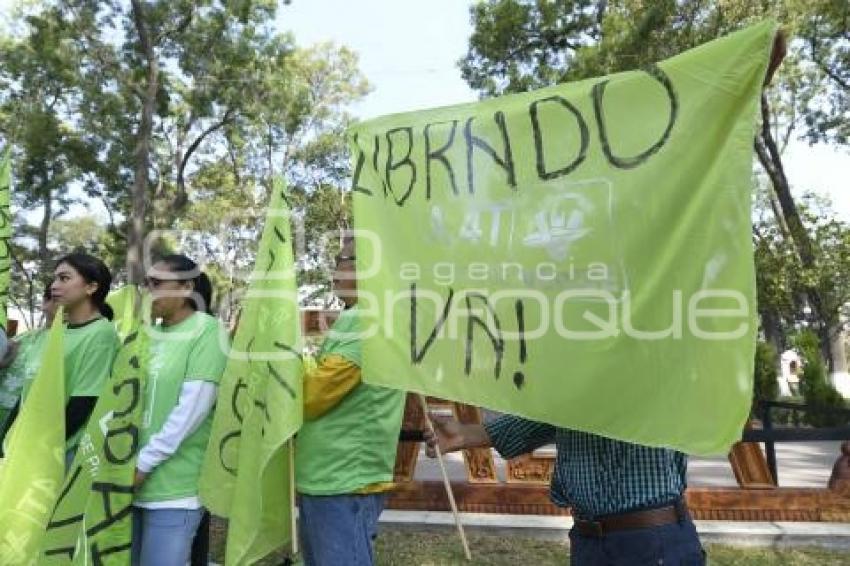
[40,325,150,565]
[106,285,141,341]
[200,177,303,565]
[0,310,65,564]
[135,312,227,503]
[0,329,47,418]
[63,318,120,451]
[64,318,120,398]
[348,21,777,456]
[0,146,10,331]
[19,320,119,404]
[295,306,406,495]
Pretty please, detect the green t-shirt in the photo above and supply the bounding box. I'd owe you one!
[63,318,121,398]
[295,306,406,495]
[136,312,229,503]
[2,319,118,451]
[0,329,48,424]
[62,317,121,449]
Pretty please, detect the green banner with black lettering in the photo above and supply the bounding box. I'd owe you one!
[200,177,303,564]
[39,325,148,565]
[0,308,64,565]
[349,22,778,455]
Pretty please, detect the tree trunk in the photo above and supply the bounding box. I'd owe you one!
[127,0,159,285]
[754,94,833,366]
[759,307,785,355]
[831,326,848,375]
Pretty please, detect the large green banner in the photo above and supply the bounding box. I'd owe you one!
[0,309,65,564]
[350,22,777,456]
[40,325,148,565]
[0,146,11,330]
[200,177,303,564]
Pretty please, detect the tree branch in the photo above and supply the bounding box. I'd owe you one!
[175,107,236,208]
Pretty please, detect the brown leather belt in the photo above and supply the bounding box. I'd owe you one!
[573,502,686,537]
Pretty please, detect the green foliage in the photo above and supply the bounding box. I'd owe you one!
[791,328,822,363]
[794,0,850,146]
[754,341,780,402]
[756,193,850,349]
[1,1,369,316]
[799,355,847,427]
[792,329,848,426]
[460,0,785,96]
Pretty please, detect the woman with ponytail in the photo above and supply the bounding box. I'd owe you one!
[131,254,229,566]
[49,253,121,456]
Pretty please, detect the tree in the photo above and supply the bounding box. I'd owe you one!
[173,41,369,312]
[0,0,369,326]
[0,9,97,280]
[793,329,848,426]
[795,0,850,146]
[754,192,850,360]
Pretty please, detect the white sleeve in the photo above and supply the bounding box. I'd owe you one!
[136,380,217,473]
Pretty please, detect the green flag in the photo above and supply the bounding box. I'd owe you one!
[348,22,778,456]
[0,145,11,330]
[200,177,303,564]
[39,319,148,565]
[0,308,65,564]
[106,286,142,341]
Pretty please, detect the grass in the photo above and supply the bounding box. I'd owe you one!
[373,531,850,566]
[209,527,850,565]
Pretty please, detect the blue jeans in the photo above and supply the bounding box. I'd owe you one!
[569,517,705,565]
[299,493,386,566]
[131,507,205,566]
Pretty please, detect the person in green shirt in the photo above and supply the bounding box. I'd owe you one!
[0,287,57,440]
[2,253,120,458]
[52,253,121,455]
[296,238,406,566]
[131,254,229,566]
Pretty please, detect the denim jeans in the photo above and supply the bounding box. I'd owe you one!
[569,516,706,565]
[131,507,205,566]
[299,493,386,566]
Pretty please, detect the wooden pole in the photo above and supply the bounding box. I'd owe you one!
[289,438,299,557]
[418,394,472,561]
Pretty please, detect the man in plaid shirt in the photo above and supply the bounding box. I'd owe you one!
[426,415,705,565]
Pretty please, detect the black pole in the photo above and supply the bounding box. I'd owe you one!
[762,404,778,484]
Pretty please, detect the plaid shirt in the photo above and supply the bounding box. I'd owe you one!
[485,415,687,519]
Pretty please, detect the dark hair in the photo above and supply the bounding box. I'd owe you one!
[156,254,213,314]
[55,253,114,320]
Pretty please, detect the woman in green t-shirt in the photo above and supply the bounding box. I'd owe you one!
[53,253,121,452]
[131,254,228,566]
[2,254,120,455]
